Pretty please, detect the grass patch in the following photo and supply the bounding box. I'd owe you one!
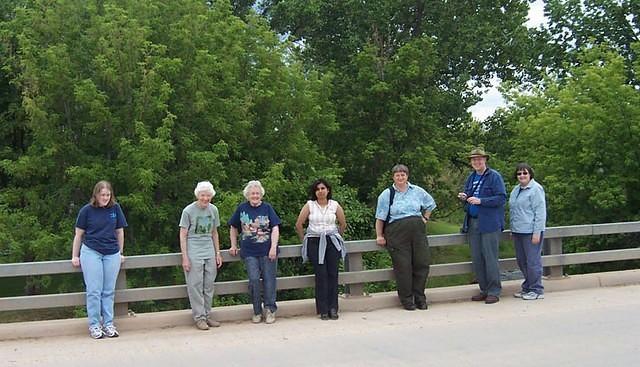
[428,220,460,235]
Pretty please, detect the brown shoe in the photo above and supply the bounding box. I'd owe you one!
[471,294,487,302]
[195,319,209,330]
[484,295,500,304]
[206,317,221,328]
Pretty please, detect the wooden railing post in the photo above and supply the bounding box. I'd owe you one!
[544,238,564,278]
[344,252,366,297]
[114,268,128,317]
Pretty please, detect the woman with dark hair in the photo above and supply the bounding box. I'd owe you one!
[71,181,128,339]
[296,179,347,320]
[509,163,547,300]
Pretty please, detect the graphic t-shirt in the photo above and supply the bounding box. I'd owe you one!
[468,172,484,217]
[179,202,220,260]
[75,203,128,255]
[228,201,281,258]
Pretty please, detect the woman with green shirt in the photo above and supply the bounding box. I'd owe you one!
[179,181,222,330]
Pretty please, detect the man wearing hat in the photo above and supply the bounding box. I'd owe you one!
[458,147,506,304]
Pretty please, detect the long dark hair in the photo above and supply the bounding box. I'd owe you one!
[308,178,333,201]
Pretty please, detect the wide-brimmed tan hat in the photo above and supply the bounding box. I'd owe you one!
[468,147,490,159]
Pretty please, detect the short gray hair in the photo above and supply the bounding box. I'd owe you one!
[194,181,216,197]
[391,164,409,175]
[243,180,265,199]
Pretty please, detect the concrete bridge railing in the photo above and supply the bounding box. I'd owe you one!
[1,221,639,316]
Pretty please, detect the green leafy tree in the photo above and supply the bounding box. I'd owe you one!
[535,0,640,84]
[261,0,537,213]
[506,46,640,225]
[0,0,351,308]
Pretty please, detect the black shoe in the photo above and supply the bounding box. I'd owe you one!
[415,301,428,310]
[403,303,416,311]
[320,313,329,320]
[329,309,339,320]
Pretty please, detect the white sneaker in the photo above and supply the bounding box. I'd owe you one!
[251,314,262,323]
[89,326,104,339]
[522,291,544,300]
[265,309,276,324]
[102,324,119,338]
[513,291,524,298]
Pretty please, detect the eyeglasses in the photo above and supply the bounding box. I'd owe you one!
[516,171,529,176]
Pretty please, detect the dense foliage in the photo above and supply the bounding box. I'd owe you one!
[1,1,639,308]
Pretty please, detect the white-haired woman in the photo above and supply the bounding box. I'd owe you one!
[179,181,222,330]
[228,180,281,324]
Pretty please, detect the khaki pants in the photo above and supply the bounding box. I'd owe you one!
[185,257,217,321]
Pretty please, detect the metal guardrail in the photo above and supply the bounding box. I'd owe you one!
[1,222,639,314]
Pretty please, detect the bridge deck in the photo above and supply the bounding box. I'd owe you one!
[3,284,639,367]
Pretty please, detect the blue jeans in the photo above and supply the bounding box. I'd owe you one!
[80,245,121,328]
[468,218,502,297]
[513,232,544,294]
[244,256,277,315]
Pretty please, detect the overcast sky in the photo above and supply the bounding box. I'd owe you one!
[468,0,546,121]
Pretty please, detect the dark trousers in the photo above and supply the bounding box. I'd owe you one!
[513,232,544,294]
[468,217,502,297]
[306,237,341,314]
[385,217,430,306]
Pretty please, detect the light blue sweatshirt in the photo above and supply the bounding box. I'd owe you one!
[509,178,546,235]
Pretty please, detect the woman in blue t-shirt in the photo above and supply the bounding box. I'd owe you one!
[228,180,281,324]
[71,181,128,339]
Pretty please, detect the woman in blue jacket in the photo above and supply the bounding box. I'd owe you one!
[509,163,547,300]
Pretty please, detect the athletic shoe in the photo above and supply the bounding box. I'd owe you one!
[251,314,263,324]
[265,309,276,324]
[206,317,221,328]
[195,319,210,330]
[89,326,104,339]
[513,291,524,298]
[522,291,544,300]
[102,324,119,338]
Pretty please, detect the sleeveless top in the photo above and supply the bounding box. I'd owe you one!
[307,200,338,234]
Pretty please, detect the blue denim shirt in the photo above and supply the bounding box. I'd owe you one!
[509,178,546,235]
[461,168,506,233]
[375,183,437,223]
